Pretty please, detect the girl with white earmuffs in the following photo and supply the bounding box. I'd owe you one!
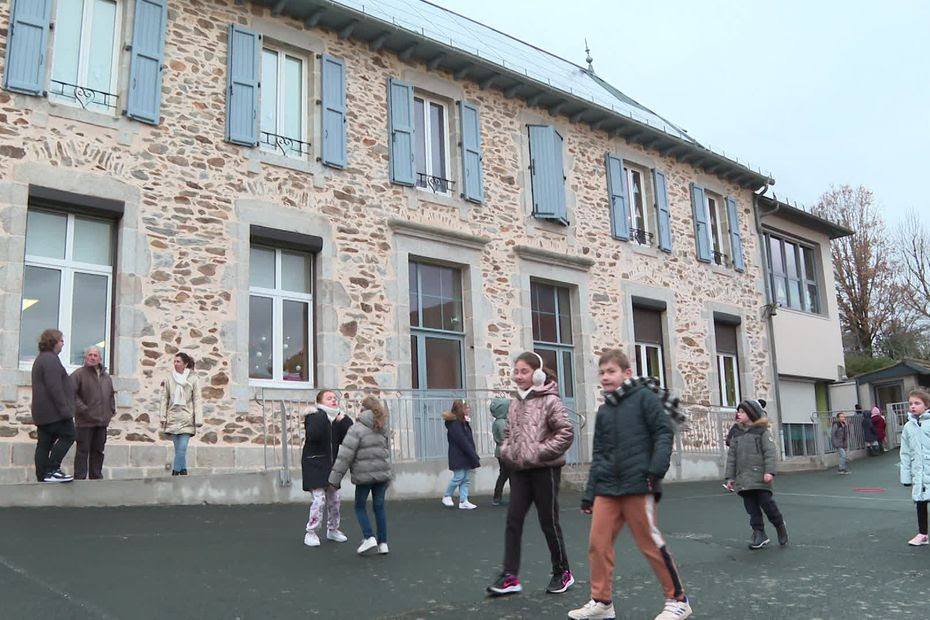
[486,351,576,597]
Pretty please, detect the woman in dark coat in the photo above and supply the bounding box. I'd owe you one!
[301,389,353,547]
[861,410,879,455]
[441,399,481,510]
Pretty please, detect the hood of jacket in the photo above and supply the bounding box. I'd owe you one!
[442,410,463,426]
[517,381,560,401]
[490,397,510,420]
[910,411,930,424]
[357,408,388,435]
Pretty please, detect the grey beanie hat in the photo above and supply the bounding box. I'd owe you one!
[737,399,765,422]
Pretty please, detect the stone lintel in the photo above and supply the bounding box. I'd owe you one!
[387,218,490,251]
[514,245,594,272]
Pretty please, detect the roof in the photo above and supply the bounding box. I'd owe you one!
[853,359,930,384]
[249,0,775,190]
[758,195,854,240]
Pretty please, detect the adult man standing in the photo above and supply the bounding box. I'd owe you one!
[31,329,75,483]
[71,347,115,480]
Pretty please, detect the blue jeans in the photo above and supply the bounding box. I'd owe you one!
[837,447,847,472]
[445,469,470,501]
[355,482,388,543]
[172,434,191,471]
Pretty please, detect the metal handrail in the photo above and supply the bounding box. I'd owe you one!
[48,79,118,110]
[260,131,311,157]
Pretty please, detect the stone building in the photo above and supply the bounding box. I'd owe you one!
[0,0,825,487]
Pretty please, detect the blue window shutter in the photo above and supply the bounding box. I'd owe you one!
[225,24,260,146]
[726,196,745,272]
[654,169,672,252]
[320,54,347,169]
[3,0,52,96]
[387,78,415,186]
[528,125,567,224]
[605,153,630,240]
[459,100,484,203]
[126,0,168,124]
[691,183,711,262]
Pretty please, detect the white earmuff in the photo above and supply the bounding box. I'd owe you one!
[530,351,547,387]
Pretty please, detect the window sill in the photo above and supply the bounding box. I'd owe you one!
[45,100,127,131]
[708,263,735,277]
[252,149,319,175]
[772,305,830,320]
[249,380,315,391]
[630,242,660,259]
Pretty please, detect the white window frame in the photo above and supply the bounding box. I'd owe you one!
[413,95,452,195]
[766,233,821,314]
[248,247,315,388]
[20,210,114,371]
[717,352,740,407]
[705,193,726,265]
[634,342,665,387]
[625,166,650,245]
[259,45,310,159]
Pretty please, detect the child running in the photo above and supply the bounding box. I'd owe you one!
[568,349,690,620]
[490,397,511,505]
[724,399,788,550]
[441,399,481,510]
[899,388,930,546]
[487,351,575,597]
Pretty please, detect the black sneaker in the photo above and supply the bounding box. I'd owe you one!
[486,572,522,596]
[776,522,789,546]
[749,529,770,549]
[42,469,74,483]
[546,570,575,593]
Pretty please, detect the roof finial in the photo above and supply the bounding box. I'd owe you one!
[585,39,594,72]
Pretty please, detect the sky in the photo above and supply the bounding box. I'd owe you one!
[430,0,930,226]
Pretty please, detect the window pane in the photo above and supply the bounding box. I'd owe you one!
[414,98,426,176]
[282,300,309,382]
[260,49,278,136]
[557,287,572,344]
[429,102,445,179]
[283,55,302,143]
[536,348,557,379]
[785,242,799,278]
[707,198,721,253]
[249,296,273,379]
[72,217,113,265]
[69,272,109,365]
[425,337,461,389]
[249,246,275,289]
[629,169,645,230]
[802,247,816,281]
[280,251,311,293]
[774,275,788,306]
[87,0,117,100]
[408,262,419,327]
[807,284,819,314]
[535,310,557,343]
[410,334,419,389]
[722,356,738,406]
[442,297,463,332]
[635,345,644,377]
[51,0,84,86]
[419,263,442,297]
[646,345,662,384]
[769,237,784,275]
[25,211,67,260]
[421,295,443,329]
[20,266,62,363]
[787,279,802,310]
[561,350,574,398]
[534,283,556,314]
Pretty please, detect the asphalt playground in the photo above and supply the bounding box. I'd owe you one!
[0,451,923,619]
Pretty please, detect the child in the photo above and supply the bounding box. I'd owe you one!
[724,399,788,550]
[490,397,511,505]
[568,349,690,620]
[301,389,353,547]
[328,396,393,555]
[441,399,481,510]
[831,412,850,474]
[486,351,575,597]
[899,388,930,546]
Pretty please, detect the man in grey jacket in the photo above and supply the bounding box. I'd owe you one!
[71,347,115,480]
[832,413,850,475]
[31,329,76,483]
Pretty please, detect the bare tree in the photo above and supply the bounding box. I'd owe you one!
[896,210,930,322]
[813,185,902,355]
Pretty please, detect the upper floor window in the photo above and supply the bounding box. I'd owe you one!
[50,0,121,112]
[414,96,451,194]
[531,281,575,404]
[259,46,309,158]
[705,193,727,266]
[633,306,665,387]
[626,166,652,246]
[409,261,464,390]
[715,321,740,407]
[766,234,820,313]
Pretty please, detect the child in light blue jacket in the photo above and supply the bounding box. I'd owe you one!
[899,388,930,546]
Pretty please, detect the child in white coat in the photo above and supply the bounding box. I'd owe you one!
[900,388,930,546]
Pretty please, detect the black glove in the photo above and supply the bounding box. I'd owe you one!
[903,483,913,487]
[580,499,593,513]
[646,474,660,492]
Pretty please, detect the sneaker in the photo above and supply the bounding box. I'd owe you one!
[568,599,616,620]
[42,469,74,483]
[749,529,770,549]
[776,522,789,546]
[654,597,692,620]
[486,571,522,596]
[441,496,454,508]
[908,533,929,546]
[326,529,348,543]
[459,500,477,510]
[546,570,574,593]
[303,531,320,547]
[356,536,378,555]
[378,542,389,554]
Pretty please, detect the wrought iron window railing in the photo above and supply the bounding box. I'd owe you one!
[630,228,654,246]
[260,131,311,158]
[48,79,118,111]
[416,172,454,194]
[712,251,729,267]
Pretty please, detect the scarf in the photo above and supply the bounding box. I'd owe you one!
[603,376,686,426]
[171,369,190,407]
[318,404,340,422]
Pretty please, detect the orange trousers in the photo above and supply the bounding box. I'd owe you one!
[588,494,685,601]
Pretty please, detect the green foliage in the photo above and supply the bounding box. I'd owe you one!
[845,352,896,378]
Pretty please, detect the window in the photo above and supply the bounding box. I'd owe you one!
[705,193,727,266]
[50,0,121,112]
[715,322,740,407]
[633,307,665,386]
[626,166,652,246]
[20,209,114,367]
[783,423,817,457]
[260,47,309,157]
[531,282,575,401]
[765,234,820,313]
[414,96,451,194]
[249,246,313,385]
[409,261,464,389]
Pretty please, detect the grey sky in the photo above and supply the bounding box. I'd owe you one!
[431,0,929,225]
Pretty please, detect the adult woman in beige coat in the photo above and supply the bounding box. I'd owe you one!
[159,352,202,475]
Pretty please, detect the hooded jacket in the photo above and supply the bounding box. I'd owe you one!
[861,412,878,443]
[725,417,778,492]
[301,406,353,490]
[900,410,930,502]
[871,409,887,443]
[443,411,481,471]
[490,397,510,458]
[328,408,392,487]
[70,364,115,427]
[500,382,573,470]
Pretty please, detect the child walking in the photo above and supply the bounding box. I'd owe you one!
[490,397,511,505]
[487,351,575,597]
[301,389,353,547]
[899,389,930,546]
[568,349,690,620]
[329,396,393,555]
[724,399,788,550]
[441,399,481,510]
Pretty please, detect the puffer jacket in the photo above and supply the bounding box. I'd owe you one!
[582,383,674,504]
[443,411,481,471]
[500,382,573,470]
[328,408,392,487]
[900,411,930,502]
[725,418,778,492]
[490,397,510,458]
[831,421,848,449]
[159,373,203,435]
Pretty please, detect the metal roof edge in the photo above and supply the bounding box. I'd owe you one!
[758,196,854,239]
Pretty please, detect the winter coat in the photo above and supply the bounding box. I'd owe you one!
[490,398,510,459]
[872,410,887,443]
[443,412,481,471]
[861,413,878,443]
[30,351,75,426]
[725,423,739,448]
[328,409,392,487]
[831,421,848,450]
[71,365,115,427]
[159,373,203,435]
[582,383,675,504]
[301,408,353,490]
[725,418,778,493]
[900,411,930,502]
[500,382,574,471]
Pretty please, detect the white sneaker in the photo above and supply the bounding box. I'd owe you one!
[568,599,616,620]
[441,495,454,507]
[326,529,348,543]
[356,536,378,555]
[378,542,389,554]
[654,597,692,620]
[303,531,320,547]
[459,500,477,510]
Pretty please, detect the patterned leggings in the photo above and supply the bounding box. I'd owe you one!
[305,487,341,533]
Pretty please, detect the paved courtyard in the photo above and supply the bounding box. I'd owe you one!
[0,452,923,619]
